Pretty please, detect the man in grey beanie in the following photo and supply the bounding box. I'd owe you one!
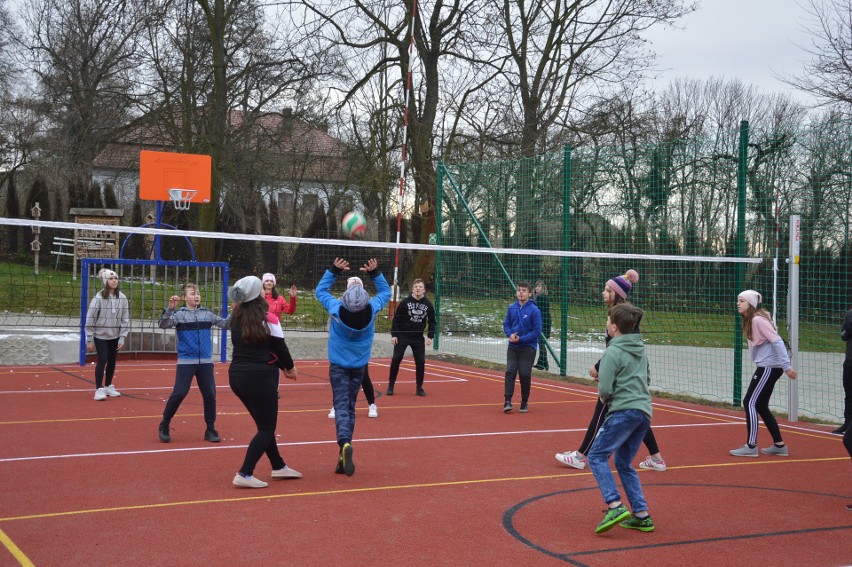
[315,257,391,476]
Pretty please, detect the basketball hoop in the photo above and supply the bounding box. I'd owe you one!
[168,188,197,211]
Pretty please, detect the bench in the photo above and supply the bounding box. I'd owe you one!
[51,237,107,269]
[51,237,75,269]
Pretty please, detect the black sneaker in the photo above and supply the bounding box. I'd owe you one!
[204,428,221,443]
[533,364,545,370]
[831,425,847,435]
[335,457,345,474]
[519,402,529,413]
[385,385,394,396]
[416,388,427,397]
[158,423,170,443]
[503,401,513,413]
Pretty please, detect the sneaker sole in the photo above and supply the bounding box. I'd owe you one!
[342,443,355,476]
[760,450,788,456]
[730,452,759,458]
[596,509,632,534]
[639,464,666,471]
[503,407,513,413]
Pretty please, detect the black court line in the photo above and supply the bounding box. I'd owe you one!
[503,483,852,566]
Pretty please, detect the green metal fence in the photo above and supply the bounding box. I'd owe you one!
[436,120,851,423]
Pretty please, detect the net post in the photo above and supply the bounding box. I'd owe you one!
[787,215,800,421]
[559,144,572,377]
[732,120,748,406]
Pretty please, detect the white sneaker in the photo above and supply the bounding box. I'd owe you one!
[94,388,107,401]
[555,450,586,470]
[105,384,121,397]
[638,456,667,471]
[271,465,303,479]
[368,403,378,418]
[232,474,268,488]
[328,407,335,419]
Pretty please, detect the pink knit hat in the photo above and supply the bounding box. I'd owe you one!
[606,269,639,299]
[347,276,363,288]
[262,273,276,285]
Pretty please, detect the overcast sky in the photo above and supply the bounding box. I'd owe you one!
[645,0,817,103]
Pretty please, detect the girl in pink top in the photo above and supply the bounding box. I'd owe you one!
[729,290,798,458]
[262,273,297,323]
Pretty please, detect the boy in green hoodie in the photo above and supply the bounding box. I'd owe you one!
[587,303,655,534]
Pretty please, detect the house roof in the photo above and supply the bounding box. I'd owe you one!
[93,109,354,185]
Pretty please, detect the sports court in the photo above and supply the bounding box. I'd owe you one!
[1,356,849,566]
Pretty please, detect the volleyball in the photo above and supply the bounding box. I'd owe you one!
[341,211,366,238]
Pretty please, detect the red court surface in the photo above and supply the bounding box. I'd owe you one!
[1,358,850,566]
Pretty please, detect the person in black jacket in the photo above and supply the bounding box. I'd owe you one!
[386,279,436,397]
[533,280,552,371]
[836,308,852,435]
[228,276,300,489]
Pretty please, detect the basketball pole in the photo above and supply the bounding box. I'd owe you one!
[390,0,417,317]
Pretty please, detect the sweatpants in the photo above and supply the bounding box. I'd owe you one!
[93,337,119,389]
[229,361,286,476]
[504,345,536,402]
[387,337,427,389]
[742,366,785,446]
[162,362,217,429]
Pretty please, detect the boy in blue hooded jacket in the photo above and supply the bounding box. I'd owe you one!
[315,258,391,476]
[502,281,542,413]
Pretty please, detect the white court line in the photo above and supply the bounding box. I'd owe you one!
[0,422,742,464]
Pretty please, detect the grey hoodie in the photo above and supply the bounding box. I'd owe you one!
[85,292,131,345]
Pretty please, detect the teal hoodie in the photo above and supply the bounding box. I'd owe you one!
[597,333,652,420]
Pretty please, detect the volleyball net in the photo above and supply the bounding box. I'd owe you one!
[0,216,844,423]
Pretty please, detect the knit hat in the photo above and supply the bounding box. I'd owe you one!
[98,268,118,285]
[229,276,263,303]
[347,276,363,288]
[342,285,369,313]
[262,273,276,285]
[738,289,762,309]
[606,269,639,299]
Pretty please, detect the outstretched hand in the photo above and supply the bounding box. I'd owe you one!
[360,258,378,272]
[333,258,350,271]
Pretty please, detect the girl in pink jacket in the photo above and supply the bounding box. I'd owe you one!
[261,273,297,323]
[729,290,798,458]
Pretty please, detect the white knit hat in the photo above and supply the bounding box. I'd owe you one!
[98,268,118,285]
[347,276,363,288]
[738,290,762,309]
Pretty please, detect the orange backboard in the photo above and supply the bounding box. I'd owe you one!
[139,150,211,203]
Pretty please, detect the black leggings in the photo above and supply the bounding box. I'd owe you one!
[93,337,119,389]
[577,398,661,456]
[362,367,376,405]
[742,366,785,446]
[229,362,286,477]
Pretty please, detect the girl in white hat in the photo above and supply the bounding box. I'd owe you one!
[85,268,130,400]
[730,290,798,457]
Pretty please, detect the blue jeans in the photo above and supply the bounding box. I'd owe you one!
[587,408,651,512]
[330,364,366,446]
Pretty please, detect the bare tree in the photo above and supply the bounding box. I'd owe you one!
[783,0,852,111]
[138,0,329,258]
[21,0,146,185]
[297,0,492,281]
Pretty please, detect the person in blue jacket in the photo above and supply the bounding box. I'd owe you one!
[502,281,542,413]
[157,283,230,443]
[315,257,391,476]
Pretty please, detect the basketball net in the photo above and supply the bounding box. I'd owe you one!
[168,188,197,211]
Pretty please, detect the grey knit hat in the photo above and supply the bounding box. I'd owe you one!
[229,276,263,303]
[342,285,369,313]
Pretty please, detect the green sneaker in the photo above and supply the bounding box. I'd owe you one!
[620,514,655,532]
[595,504,631,534]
